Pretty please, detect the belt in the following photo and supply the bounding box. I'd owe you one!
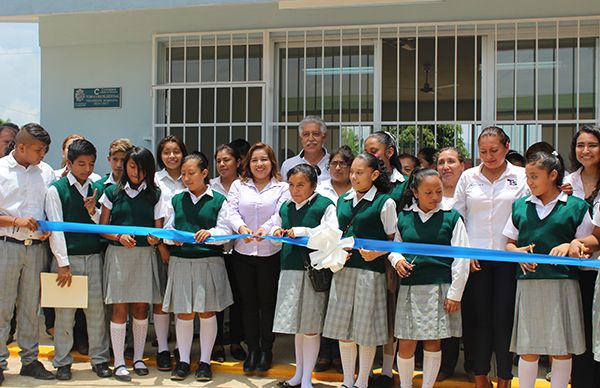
[2,236,43,246]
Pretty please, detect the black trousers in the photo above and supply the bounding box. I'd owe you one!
[231,251,280,352]
[462,260,516,379]
[571,270,600,388]
[440,337,460,375]
[216,253,244,346]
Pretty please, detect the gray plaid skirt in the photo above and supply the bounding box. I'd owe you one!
[510,279,585,356]
[322,267,388,346]
[103,245,162,304]
[273,270,328,334]
[162,256,233,314]
[394,283,461,340]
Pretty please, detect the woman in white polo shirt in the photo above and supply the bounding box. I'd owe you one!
[453,126,528,388]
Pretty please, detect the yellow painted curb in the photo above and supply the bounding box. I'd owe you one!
[8,345,555,387]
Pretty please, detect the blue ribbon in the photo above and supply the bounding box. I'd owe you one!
[37,220,600,269]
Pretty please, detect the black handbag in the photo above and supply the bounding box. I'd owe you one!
[288,204,332,292]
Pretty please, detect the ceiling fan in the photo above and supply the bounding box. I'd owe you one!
[419,63,459,94]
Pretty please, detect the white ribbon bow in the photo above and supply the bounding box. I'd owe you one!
[306,225,354,273]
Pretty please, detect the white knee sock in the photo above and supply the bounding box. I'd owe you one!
[397,355,414,388]
[132,318,149,366]
[153,313,170,353]
[339,341,357,388]
[288,334,304,386]
[175,318,194,364]
[199,316,217,364]
[301,334,320,388]
[517,358,538,388]
[381,340,397,377]
[550,358,572,388]
[110,321,127,372]
[422,350,442,388]
[355,345,376,388]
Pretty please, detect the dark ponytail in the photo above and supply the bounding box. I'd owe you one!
[354,153,391,194]
[399,167,440,210]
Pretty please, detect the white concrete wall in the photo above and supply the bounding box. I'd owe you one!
[38,1,600,171]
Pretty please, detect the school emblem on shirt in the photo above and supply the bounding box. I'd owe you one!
[506,177,518,189]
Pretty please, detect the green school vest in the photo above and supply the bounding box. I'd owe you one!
[397,208,461,285]
[169,191,227,259]
[512,195,589,280]
[337,192,391,273]
[51,177,103,255]
[104,184,161,247]
[279,194,333,270]
[389,177,408,210]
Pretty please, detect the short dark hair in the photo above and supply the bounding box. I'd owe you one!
[0,123,19,135]
[328,145,355,169]
[478,126,510,147]
[526,151,565,187]
[67,139,97,162]
[16,123,52,148]
[354,153,391,194]
[156,135,188,170]
[183,151,211,184]
[506,150,525,167]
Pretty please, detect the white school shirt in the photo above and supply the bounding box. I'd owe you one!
[316,179,351,203]
[453,161,528,250]
[162,186,231,245]
[280,148,331,182]
[268,192,339,237]
[390,168,406,184]
[209,176,239,197]
[389,202,471,302]
[54,166,101,182]
[155,168,185,199]
[503,192,594,243]
[343,185,398,236]
[99,182,163,220]
[0,152,56,241]
[563,167,600,207]
[45,172,99,267]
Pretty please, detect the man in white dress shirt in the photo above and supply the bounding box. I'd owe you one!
[280,116,330,182]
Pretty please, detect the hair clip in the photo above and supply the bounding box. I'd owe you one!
[552,150,559,156]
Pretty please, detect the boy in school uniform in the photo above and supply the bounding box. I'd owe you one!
[0,123,56,385]
[45,139,112,380]
[94,138,133,198]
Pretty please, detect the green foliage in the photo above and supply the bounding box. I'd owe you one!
[390,124,470,158]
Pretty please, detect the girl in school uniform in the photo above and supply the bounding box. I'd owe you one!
[322,153,397,388]
[153,135,188,371]
[209,144,246,362]
[314,146,354,373]
[503,151,593,388]
[453,126,529,388]
[99,146,163,382]
[363,131,406,386]
[389,168,470,388]
[561,125,600,387]
[162,152,233,382]
[271,164,337,388]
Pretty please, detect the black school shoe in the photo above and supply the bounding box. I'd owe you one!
[170,361,191,381]
[156,350,172,371]
[255,350,272,372]
[55,365,72,381]
[211,345,226,362]
[195,362,212,381]
[243,351,259,373]
[0,368,4,386]
[92,362,112,378]
[20,360,55,380]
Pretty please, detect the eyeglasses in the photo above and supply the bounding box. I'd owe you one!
[300,131,324,139]
[329,161,349,168]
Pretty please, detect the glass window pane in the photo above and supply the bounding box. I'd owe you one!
[185,89,199,124]
[248,45,263,81]
[497,41,515,121]
[516,40,535,120]
[217,46,231,82]
[579,38,596,120]
[170,89,184,124]
[170,127,183,141]
[558,38,576,120]
[200,127,215,165]
[248,126,262,148]
[186,47,199,83]
[233,45,246,82]
[437,37,456,121]
[185,127,199,152]
[538,39,556,120]
[201,46,215,83]
[200,88,215,123]
[232,87,246,123]
[170,47,184,83]
[248,87,262,123]
[216,88,231,123]
[216,127,231,149]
